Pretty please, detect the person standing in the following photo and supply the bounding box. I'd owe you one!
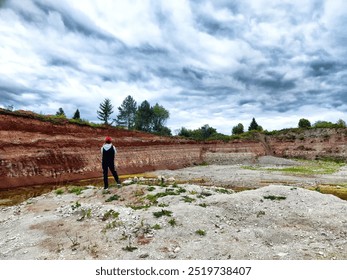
[101,136,121,189]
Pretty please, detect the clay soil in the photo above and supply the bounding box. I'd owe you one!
[1,157,347,260]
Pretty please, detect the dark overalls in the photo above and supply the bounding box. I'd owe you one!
[102,145,120,189]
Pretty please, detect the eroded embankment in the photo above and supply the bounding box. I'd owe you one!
[0,110,264,190]
[2,109,347,191]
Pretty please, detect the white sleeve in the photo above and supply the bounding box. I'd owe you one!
[101,147,103,156]
[113,146,117,156]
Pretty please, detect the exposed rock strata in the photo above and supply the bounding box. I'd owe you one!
[1,109,347,190]
[0,111,264,189]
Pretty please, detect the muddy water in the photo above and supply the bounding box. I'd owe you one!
[0,174,153,207]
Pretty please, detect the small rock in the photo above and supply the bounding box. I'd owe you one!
[276,252,288,257]
[122,179,133,184]
[174,247,181,253]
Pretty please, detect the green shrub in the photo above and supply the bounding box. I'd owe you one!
[68,187,84,195]
[182,196,196,203]
[55,189,64,195]
[129,205,151,210]
[102,209,120,221]
[168,218,177,227]
[195,229,206,236]
[153,209,172,218]
[152,224,161,230]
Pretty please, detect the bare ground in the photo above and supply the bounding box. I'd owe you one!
[1,156,347,260]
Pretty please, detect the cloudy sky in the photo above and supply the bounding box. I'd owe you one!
[1,0,347,134]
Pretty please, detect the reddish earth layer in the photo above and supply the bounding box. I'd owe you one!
[1,109,347,190]
[0,110,264,190]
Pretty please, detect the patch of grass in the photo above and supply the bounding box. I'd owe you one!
[199,191,213,197]
[158,203,169,207]
[55,189,64,195]
[263,195,286,201]
[159,181,168,188]
[105,194,120,202]
[152,224,161,230]
[182,196,196,203]
[147,186,156,192]
[71,201,81,210]
[122,245,138,252]
[244,159,345,175]
[195,229,206,236]
[153,209,172,218]
[104,220,122,230]
[145,190,179,204]
[78,208,92,221]
[129,204,151,210]
[241,166,260,171]
[215,188,232,194]
[69,187,85,195]
[168,218,177,227]
[102,209,120,221]
[198,203,208,208]
[176,187,186,194]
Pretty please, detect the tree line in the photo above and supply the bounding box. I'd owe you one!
[52,103,346,140]
[176,117,347,141]
[97,96,171,136]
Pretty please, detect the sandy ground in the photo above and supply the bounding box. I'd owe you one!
[1,157,347,260]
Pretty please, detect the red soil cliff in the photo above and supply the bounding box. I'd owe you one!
[1,109,347,190]
[0,110,264,190]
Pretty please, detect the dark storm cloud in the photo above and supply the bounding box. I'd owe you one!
[1,0,347,133]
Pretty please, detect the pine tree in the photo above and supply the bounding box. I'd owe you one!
[248,118,260,131]
[97,98,114,125]
[73,109,80,120]
[115,95,137,129]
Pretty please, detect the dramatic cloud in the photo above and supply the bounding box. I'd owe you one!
[1,0,347,133]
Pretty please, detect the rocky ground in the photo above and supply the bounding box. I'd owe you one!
[1,156,347,260]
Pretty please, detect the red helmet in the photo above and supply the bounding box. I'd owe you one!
[105,136,112,143]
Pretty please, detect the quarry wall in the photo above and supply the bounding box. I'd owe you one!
[1,109,347,189]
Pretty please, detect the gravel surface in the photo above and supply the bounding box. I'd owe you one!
[1,156,347,260]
